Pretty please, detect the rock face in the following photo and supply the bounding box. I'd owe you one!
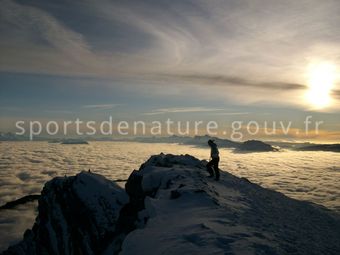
[3,154,340,255]
[3,172,128,255]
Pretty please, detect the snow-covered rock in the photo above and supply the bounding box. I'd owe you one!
[120,154,340,255]
[3,154,340,255]
[3,171,128,255]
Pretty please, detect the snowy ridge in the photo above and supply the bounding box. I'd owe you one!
[3,154,340,255]
[121,154,340,255]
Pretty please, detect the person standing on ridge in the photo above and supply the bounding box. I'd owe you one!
[206,139,220,181]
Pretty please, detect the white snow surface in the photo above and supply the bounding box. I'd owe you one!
[120,154,340,255]
[44,171,129,236]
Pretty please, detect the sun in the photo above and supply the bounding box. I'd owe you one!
[306,62,336,109]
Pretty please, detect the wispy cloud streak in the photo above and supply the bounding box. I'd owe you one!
[160,73,307,91]
[332,90,340,100]
[82,104,120,110]
[143,107,224,115]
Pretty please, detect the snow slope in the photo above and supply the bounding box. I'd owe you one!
[120,154,340,255]
[3,154,340,255]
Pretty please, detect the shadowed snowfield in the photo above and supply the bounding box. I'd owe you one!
[0,141,339,251]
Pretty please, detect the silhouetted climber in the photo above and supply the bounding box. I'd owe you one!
[207,139,220,181]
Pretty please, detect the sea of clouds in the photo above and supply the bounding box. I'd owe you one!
[0,141,339,251]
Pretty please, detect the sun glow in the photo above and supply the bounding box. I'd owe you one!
[306,62,336,109]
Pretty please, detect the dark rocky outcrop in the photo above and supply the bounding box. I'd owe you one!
[0,195,40,210]
[2,172,128,255]
[298,144,340,152]
[238,140,278,152]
